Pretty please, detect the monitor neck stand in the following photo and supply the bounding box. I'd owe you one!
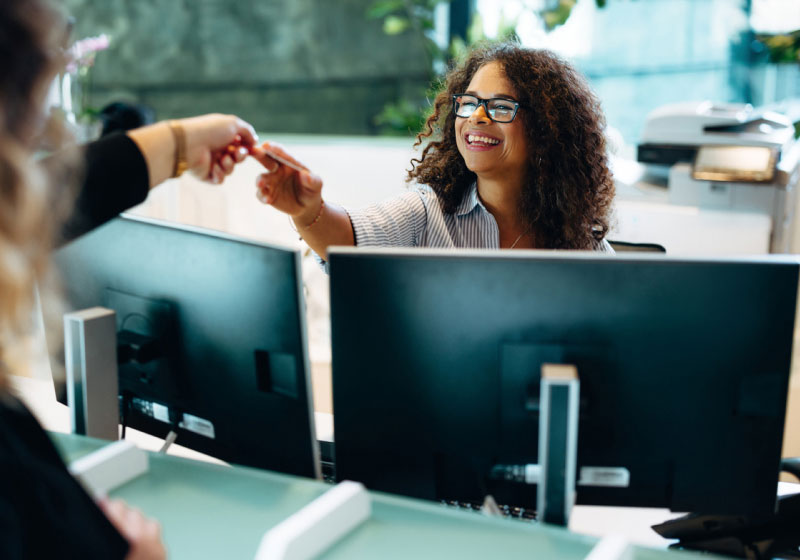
[487,363,581,526]
[64,307,120,441]
[537,363,581,526]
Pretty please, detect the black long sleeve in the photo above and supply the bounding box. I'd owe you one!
[0,396,129,559]
[59,133,150,244]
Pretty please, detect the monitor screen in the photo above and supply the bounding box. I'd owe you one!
[329,248,798,517]
[51,215,319,478]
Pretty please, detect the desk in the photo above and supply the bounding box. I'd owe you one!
[53,433,713,560]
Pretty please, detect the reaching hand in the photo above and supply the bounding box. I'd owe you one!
[251,142,324,225]
[180,114,257,184]
[98,498,166,560]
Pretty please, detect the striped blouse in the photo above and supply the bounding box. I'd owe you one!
[345,183,613,252]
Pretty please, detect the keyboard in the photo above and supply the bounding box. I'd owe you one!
[318,440,536,521]
[439,499,537,521]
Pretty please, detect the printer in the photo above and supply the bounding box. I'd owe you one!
[637,101,800,252]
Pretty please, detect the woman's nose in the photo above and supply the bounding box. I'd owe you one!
[468,103,491,124]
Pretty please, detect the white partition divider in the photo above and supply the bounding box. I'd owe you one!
[584,535,633,560]
[254,480,371,560]
[69,440,149,498]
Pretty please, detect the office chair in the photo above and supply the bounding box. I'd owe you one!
[607,240,667,253]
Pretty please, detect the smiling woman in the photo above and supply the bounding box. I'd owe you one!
[410,43,615,251]
[251,41,615,262]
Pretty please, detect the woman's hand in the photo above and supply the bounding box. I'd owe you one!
[251,142,324,226]
[127,113,257,188]
[179,114,256,184]
[98,498,166,560]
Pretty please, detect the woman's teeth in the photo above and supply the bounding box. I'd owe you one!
[467,134,500,145]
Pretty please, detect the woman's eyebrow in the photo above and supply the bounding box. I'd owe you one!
[464,90,518,101]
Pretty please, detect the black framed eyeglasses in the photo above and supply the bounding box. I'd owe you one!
[452,94,521,123]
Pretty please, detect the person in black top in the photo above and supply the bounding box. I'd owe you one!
[99,101,156,137]
[1,1,259,558]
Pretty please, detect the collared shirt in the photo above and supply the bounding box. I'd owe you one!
[347,183,613,251]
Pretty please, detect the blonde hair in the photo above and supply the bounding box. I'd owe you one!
[0,0,77,390]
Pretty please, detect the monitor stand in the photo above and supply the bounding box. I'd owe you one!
[489,363,581,526]
[538,363,580,525]
[64,307,120,441]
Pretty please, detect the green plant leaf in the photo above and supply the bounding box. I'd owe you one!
[759,32,800,64]
[542,0,577,31]
[367,0,407,19]
[384,15,411,35]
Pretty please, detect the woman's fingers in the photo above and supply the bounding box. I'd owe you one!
[232,145,249,163]
[210,163,224,184]
[256,168,303,209]
[299,171,323,195]
[219,154,235,174]
[250,145,280,172]
[260,141,308,170]
[234,118,258,148]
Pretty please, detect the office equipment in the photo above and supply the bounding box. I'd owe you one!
[652,492,800,557]
[64,307,119,440]
[692,145,778,183]
[606,240,666,254]
[68,439,148,498]
[636,101,799,252]
[638,101,794,163]
[51,431,705,559]
[329,248,797,523]
[537,363,580,525]
[51,215,319,478]
[255,481,371,560]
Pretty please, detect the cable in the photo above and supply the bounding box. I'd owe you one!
[159,430,178,454]
[119,393,132,440]
[481,494,503,517]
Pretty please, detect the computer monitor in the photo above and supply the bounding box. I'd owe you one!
[51,215,319,478]
[329,248,798,518]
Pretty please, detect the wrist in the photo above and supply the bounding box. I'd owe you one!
[167,120,188,178]
[292,199,325,230]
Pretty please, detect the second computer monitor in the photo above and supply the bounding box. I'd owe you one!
[329,248,797,517]
[53,215,319,478]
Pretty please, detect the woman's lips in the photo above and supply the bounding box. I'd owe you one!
[465,132,502,150]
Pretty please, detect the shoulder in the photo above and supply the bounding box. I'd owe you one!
[409,184,445,211]
[410,183,436,201]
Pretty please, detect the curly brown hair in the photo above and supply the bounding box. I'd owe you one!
[408,42,614,250]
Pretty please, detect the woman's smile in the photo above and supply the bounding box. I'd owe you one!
[463,130,503,150]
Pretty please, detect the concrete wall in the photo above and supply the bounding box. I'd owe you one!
[63,0,431,134]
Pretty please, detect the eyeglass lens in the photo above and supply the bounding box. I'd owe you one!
[453,95,518,123]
